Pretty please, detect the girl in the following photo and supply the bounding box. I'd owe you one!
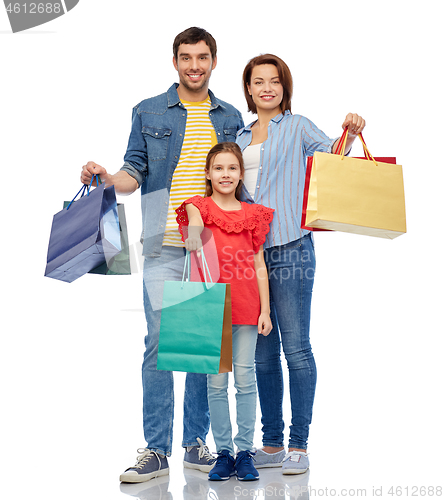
[236,54,366,474]
[176,142,274,481]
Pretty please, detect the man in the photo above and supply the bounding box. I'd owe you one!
[81,27,244,483]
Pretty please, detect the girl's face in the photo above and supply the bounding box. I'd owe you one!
[206,152,243,197]
[247,63,284,115]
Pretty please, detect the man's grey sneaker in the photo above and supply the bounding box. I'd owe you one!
[183,437,217,473]
[253,448,286,468]
[120,474,171,498]
[120,449,169,483]
[282,451,309,475]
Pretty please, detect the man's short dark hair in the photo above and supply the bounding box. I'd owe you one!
[173,27,217,61]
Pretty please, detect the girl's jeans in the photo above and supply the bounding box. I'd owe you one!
[142,246,210,456]
[255,234,317,450]
[207,324,258,456]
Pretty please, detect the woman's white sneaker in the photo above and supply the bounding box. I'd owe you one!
[253,448,286,468]
[281,451,309,475]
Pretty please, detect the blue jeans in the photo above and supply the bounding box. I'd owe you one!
[255,234,317,450]
[142,246,210,456]
[207,324,258,456]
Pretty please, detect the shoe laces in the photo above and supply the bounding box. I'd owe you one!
[284,451,308,462]
[132,448,160,470]
[215,450,234,465]
[236,450,255,465]
[196,437,215,461]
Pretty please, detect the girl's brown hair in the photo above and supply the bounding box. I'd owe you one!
[205,142,245,200]
[242,53,293,115]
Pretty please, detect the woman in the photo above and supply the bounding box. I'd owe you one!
[236,54,365,474]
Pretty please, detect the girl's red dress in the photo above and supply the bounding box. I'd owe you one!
[176,196,274,325]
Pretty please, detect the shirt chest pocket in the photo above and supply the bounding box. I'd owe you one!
[224,128,238,141]
[142,126,172,161]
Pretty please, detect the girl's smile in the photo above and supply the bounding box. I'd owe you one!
[206,152,243,198]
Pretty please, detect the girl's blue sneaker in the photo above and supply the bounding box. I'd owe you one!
[208,450,235,481]
[235,450,259,481]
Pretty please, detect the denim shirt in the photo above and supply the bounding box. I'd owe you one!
[236,111,337,249]
[121,83,244,257]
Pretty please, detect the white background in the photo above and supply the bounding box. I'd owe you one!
[1,1,443,499]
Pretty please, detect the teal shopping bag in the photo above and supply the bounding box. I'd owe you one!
[157,250,232,374]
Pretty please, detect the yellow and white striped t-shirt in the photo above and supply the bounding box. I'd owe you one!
[162,97,217,247]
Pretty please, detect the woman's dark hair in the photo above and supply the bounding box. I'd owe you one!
[242,54,293,114]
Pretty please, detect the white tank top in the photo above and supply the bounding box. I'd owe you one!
[242,143,262,198]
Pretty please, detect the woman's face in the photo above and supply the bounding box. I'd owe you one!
[247,64,284,115]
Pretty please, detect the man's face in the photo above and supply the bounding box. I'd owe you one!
[173,40,217,97]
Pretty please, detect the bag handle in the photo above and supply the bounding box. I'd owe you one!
[182,248,213,290]
[336,128,378,166]
[66,175,102,210]
[182,251,191,283]
[200,249,213,289]
[333,128,348,155]
[357,134,378,165]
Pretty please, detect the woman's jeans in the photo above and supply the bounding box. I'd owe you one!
[142,246,210,456]
[207,325,258,456]
[256,234,317,450]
